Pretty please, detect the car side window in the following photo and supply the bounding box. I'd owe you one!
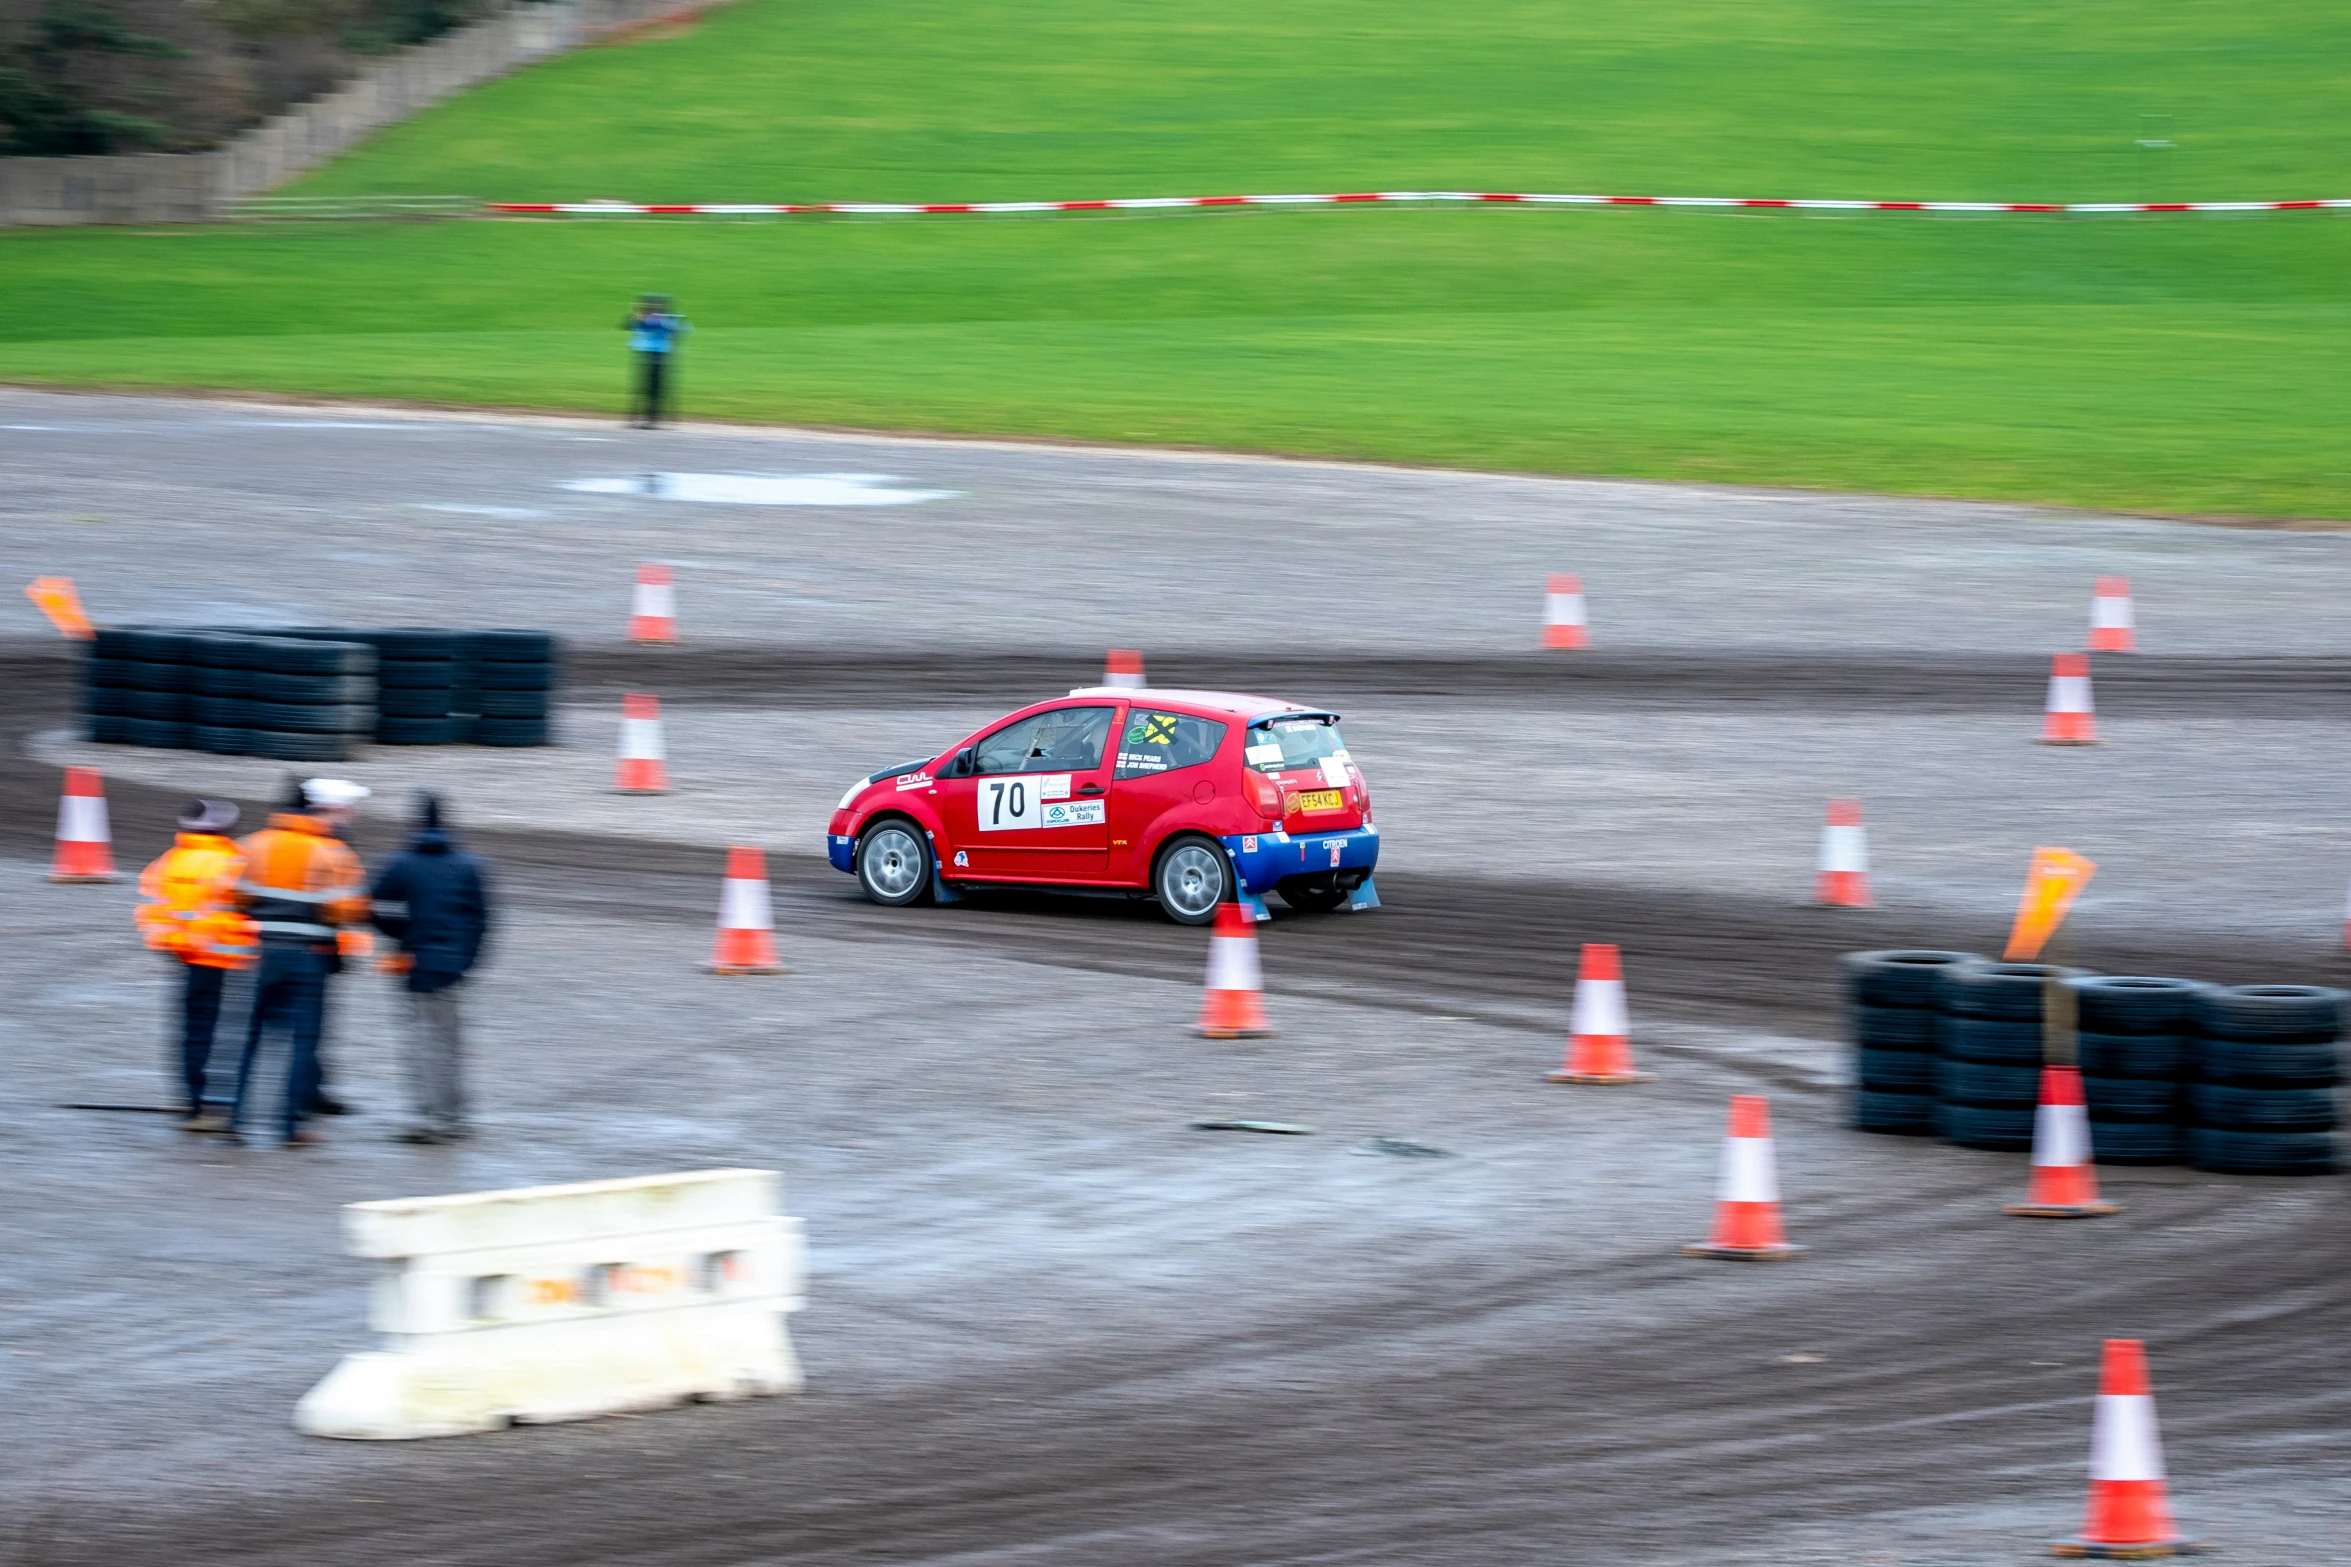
[1116,710,1229,779]
[972,705,1116,776]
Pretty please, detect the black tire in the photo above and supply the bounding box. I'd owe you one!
[471,716,550,746]
[1854,1088,1937,1135]
[123,689,190,720]
[2193,984,2347,1043]
[82,655,138,688]
[83,714,133,744]
[245,670,372,704]
[2082,1074,2180,1121]
[90,628,147,661]
[1852,1004,1938,1048]
[2090,1119,2186,1165]
[1942,960,2088,1021]
[123,718,194,749]
[244,699,372,734]
[466,630,557,661]
[1937,1101,2035,1151]
[1152,835,1233,926]
[1274,876,1349,914]
[191,663,254,697]
[2069,975,2211,1034]
[1939,1014,2046,1066]
[1858,1046,1935,1092]
[192,695,259,726]
[375,716,468,745]
[192,725,257,755]
[2186,1126,2339,1176]
[2191,1036,2342,1088]
[1937,1058,2042,1107]
[378,687,455,717]
[92,628,189,663]
[2078,1030,2188,1079]
[249,728,350,762]
[475,687,549,718]
[127,659,192,693]
[210,636,288,670]
[377,658,459,689]
[83,685,133,717]
[1840,950,1984,1009]
[257,638,374,677]
[474,659,555,691]
[855,818,933,907]
[2187,1082,2339,1133]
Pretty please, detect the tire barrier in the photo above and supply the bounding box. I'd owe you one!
[1842,950,1983,1135]
[295,1168,805,1440]
[1848,953,2343,1172]
[2186,984,2344,1175]
[80,625,558,754]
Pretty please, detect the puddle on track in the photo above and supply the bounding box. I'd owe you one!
[561,472,960,506]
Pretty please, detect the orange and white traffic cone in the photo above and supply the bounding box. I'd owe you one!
[703,846,784,974]
[49,766,118,883]
[613,693,670,794]
[2089,577,2136,654]
[1816,797,1871,907]
[1198,901,1274,1037]
[2052,1339,2200,1558]
[1540,573,1588,649]
[1546,942,1651,1083]
[2007,1066,2120,1218]
[1105,648,1147,689]
[628,563,677,643]
[2041,653,2098,746]
[1684,1095,1804,1260]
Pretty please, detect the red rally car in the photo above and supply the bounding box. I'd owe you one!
[826,686,1380,924]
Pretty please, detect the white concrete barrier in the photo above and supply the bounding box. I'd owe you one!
[297,1168,804,1440]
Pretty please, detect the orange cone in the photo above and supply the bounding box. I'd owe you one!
[613,693,670,794]
[1540,573,1587,649]
[1546,942,1651,1083]
[2088,577,2136,654]
[1197,901,1274,1037]
[1815,797,1871,907]
[628,563,677,643]
[2053,1340,2200,1558]
[1683,1095,1804,1260]
[49,766,118,883]
[2040,652,2098,745]
[703,846,785,974]
[1105,648,1147,689]
[2007,1066,2120,1219]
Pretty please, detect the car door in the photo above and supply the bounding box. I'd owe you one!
[939,702,1119,880]
[1106,707,1232,883]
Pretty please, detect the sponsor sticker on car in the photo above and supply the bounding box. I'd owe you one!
[980,777,1104,830]
[895,771,932,791]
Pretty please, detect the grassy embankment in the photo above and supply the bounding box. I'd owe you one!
[3,0,2349,518]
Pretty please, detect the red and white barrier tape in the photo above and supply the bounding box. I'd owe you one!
[488,189,2351,217]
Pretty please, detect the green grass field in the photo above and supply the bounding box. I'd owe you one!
[5,0,2350,517]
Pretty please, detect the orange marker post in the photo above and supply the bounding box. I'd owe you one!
[2006,848,2097,962]
[23,576,94,640]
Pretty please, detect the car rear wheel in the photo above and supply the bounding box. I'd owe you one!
[1153,837,1231,926]
[857,821,932,907]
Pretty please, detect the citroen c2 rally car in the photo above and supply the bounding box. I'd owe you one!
[826,686,1379,924]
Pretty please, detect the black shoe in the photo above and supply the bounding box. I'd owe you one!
[306,1096,354,1116]
[397,1128,448,1145]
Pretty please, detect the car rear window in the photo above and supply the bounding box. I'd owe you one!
[1116,709,1228,779]
[1244,717,1350,774]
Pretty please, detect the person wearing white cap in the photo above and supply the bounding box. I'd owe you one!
[227,777,371,1147]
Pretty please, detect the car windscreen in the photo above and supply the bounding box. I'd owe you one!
[1243,716,1349,774]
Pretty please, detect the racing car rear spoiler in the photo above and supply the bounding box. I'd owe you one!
[1246,711,1341,728]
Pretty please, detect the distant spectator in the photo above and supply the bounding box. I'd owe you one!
[370,792,492,1146]
[622,293,690,428]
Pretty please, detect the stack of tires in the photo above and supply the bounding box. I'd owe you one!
[465,630,556,746]
[2071,976,2203,1164]
[1935,959,2087,1151]
[83,628,196,749]
[2186,984,2344,1175]
[1844,949,1982,1135]
[269,629,467,745]
[182,633,375,762]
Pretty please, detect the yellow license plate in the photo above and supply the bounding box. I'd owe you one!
[1291,789,1345,814]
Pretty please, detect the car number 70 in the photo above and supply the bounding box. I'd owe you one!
[983,778,1030,829]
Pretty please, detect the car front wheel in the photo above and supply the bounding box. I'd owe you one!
[857,820,933,907]
[1153,836,1231,926]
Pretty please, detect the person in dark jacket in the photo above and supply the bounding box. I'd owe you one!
[369,792,491,1145]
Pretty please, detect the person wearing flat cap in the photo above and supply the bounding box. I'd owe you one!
[135,800,257,1130]
[228,778,370,1147]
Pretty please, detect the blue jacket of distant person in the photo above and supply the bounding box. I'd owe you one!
[627,311,689,354]
[369,796,491,994]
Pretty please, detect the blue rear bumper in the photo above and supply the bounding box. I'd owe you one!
[1223,824,1379,894]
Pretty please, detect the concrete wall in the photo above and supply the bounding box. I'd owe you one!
[0,0,689,227]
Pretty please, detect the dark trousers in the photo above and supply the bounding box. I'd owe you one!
[177,960,228,1113]
[233,944,326,1141]
[631,351,671,427]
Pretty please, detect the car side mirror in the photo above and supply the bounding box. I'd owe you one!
[950,747,976,777]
